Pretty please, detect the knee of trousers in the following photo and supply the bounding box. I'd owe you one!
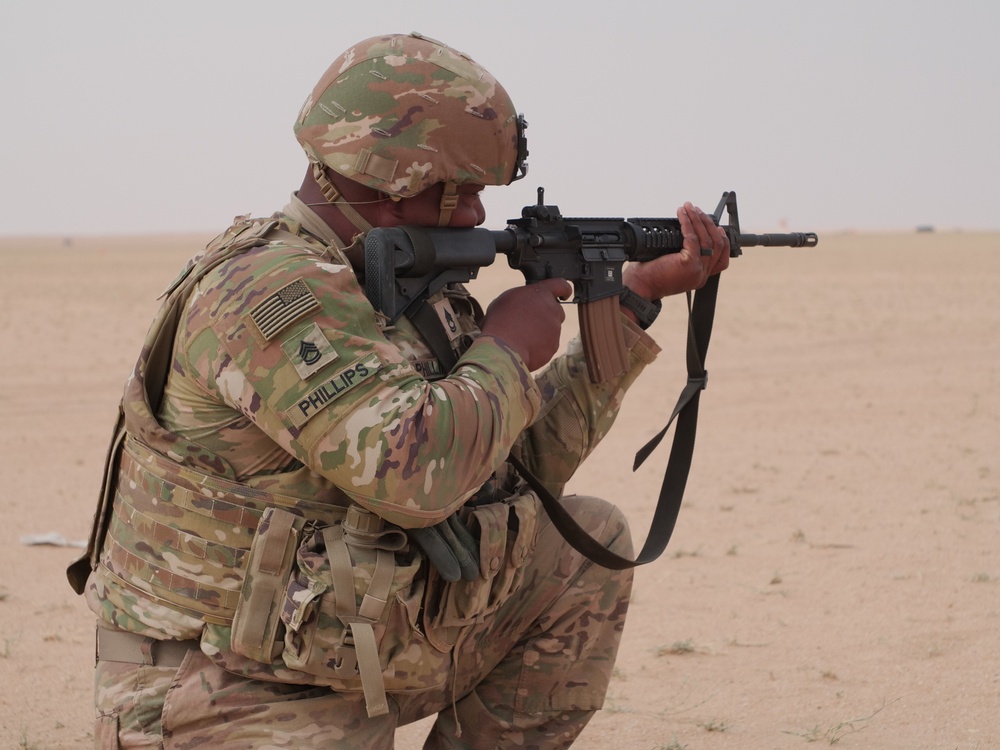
[561,494,634,560]
[507,497,635,716]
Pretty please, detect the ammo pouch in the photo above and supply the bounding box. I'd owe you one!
[231,493,541,717]
[425,492,540,641]
[231,504,439,718]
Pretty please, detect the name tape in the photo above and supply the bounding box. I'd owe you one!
[288,354,383,429]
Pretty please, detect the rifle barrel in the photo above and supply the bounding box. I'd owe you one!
[737,232,818,248]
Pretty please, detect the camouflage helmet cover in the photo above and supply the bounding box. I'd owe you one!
[294,32,528,198]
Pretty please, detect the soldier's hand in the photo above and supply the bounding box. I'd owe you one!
[623,202,730,302]
[481,277,572,370]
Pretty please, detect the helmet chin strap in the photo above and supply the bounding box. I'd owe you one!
[315,164,460,230]
[437,181,459,227]
[312,163,374,235]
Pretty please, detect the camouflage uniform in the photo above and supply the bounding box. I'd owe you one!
[80,33,663,750]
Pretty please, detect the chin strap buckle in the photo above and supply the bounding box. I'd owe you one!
[437,182,460,227]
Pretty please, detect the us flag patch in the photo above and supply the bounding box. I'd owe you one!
[249,279,321,341]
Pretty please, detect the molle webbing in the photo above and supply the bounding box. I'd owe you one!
[99,438,345,625]
[67,216,340,595]
[324,522,396,717]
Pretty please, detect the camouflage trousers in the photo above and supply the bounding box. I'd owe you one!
[93,495,634,749]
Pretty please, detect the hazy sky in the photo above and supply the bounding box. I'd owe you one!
[3,0,998,236]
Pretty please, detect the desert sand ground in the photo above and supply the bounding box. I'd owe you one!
[1,228,997,749]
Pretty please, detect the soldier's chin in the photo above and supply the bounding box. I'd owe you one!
[450,200,486,228]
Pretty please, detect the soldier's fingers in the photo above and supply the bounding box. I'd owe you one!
[537,277,573,301]
[676,203,700,257]
[697,207,722,255]
[712,225,731,273]
[681,203,714,260]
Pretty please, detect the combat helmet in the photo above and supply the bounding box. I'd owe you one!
[294,32,528,227]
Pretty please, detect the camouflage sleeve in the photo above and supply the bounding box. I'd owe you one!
[179,243,542,528]
[516,316,661,496]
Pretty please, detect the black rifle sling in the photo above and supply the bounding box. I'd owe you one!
[407,274,720,570]
[511,274,720,569]
[409,298,460,373]
[399,224,462,374]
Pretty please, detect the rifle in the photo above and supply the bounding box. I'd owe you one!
[363,188,818,568]
[364,188,817,383]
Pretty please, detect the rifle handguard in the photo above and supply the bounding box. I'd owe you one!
[579,296,629,383]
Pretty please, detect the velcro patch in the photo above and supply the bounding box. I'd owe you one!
[432,297,463,342]
[280,322,339,379]
[288,354,383,429]
[410,358,446,381]
[250,279,321,341]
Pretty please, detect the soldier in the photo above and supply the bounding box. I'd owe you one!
[70,32,729,749]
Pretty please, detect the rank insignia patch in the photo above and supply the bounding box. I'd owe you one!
[281,322,339,379]
[249,279,321,341]
[432,297,463,342]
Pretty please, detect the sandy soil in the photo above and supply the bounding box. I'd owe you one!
[1,228,997,749]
